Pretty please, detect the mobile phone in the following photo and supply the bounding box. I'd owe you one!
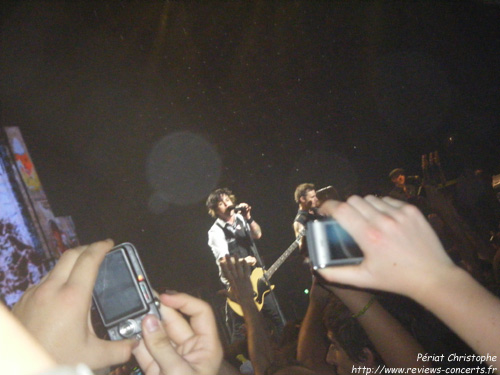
[306,219,363,269]
[92,243,160,340]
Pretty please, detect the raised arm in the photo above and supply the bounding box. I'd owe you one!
[293,220,305,239]
[325,285,430,370]
[220,255,274,375]
[296,277,336,375]
[239,203,262,239]
[317,195,500,367]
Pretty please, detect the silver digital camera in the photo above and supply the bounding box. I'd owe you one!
[92,243,160,340]
[306,219,364,269]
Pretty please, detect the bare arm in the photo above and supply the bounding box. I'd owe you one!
[239,203,262,239]
[248,220,262,239]
[296,278,336,375]
[1,302,56,375]
[416,266,499,366]
[326,285,431,370]
[293,221,304,238]
[220,255,274,375]
[293,221,308,254]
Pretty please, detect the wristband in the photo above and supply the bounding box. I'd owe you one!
[247,217,254,224]
[352,296,376,318]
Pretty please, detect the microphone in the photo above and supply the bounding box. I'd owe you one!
[234,205,246,213]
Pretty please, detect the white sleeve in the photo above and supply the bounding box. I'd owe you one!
[208,226,229,261]
[208,225,231,285]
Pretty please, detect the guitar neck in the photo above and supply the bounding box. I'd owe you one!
[264,235,302,280]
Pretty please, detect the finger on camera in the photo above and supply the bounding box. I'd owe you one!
[46,245,88,283]
[364,195,400,213]
[67,240,113,293]
[382,196,406,208]
[141,314,181,372]
[344,195,389,222]
[317,265,369,290]
[157,303,194,345]
[161,293,219,339]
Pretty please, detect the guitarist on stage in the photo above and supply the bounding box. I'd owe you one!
[293,183,322,255]
[206,188,284,343]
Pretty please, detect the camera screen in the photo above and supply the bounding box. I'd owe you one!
[325,221,363,259]
[94,249,146,325]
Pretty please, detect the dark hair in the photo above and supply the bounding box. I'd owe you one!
[389,168,405,179]
[294,183,315,203]
[206,188,236,218]
[323,298,382,364]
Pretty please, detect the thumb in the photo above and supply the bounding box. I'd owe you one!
[141,314,184,372]
[317,266,368,289]
[90,337,135,368]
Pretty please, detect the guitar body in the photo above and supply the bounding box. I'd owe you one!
[225,230,304,316]
[226,267,274,316]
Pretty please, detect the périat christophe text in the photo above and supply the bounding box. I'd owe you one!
[351,353,498,375]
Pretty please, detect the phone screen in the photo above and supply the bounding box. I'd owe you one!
[93,249,146,325]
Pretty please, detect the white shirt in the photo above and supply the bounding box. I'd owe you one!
[207,213,247,285]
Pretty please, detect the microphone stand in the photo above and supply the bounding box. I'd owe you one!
[242,218,287,327]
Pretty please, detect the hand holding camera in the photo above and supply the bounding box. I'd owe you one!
[315,195,454,297]
[92,242,161,341]
[306,218,363,269]
[12,240,136,369]
[315,195,500,366]
[12,240,224,374]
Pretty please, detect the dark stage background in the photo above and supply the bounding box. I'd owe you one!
[1,1,499,319]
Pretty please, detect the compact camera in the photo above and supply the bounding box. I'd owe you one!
[92,243,160,340]
[306,219,364,269]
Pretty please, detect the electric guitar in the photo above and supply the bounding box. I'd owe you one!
[227,230,305,316]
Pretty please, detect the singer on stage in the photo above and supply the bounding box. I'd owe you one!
[388,168,417,202]
[206,187,283,343]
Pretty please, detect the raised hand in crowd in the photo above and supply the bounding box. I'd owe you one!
[221,255,317,375]
[133,292,223,375]
[317,195,453,294]
[316,195,500,367]
[297,277,335,375]
[323,284,430,371]
[12,240,136,369]
[220,255,275,375]
[297,277,430,375]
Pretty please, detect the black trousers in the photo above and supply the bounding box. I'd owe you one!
[226,292,284,343]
